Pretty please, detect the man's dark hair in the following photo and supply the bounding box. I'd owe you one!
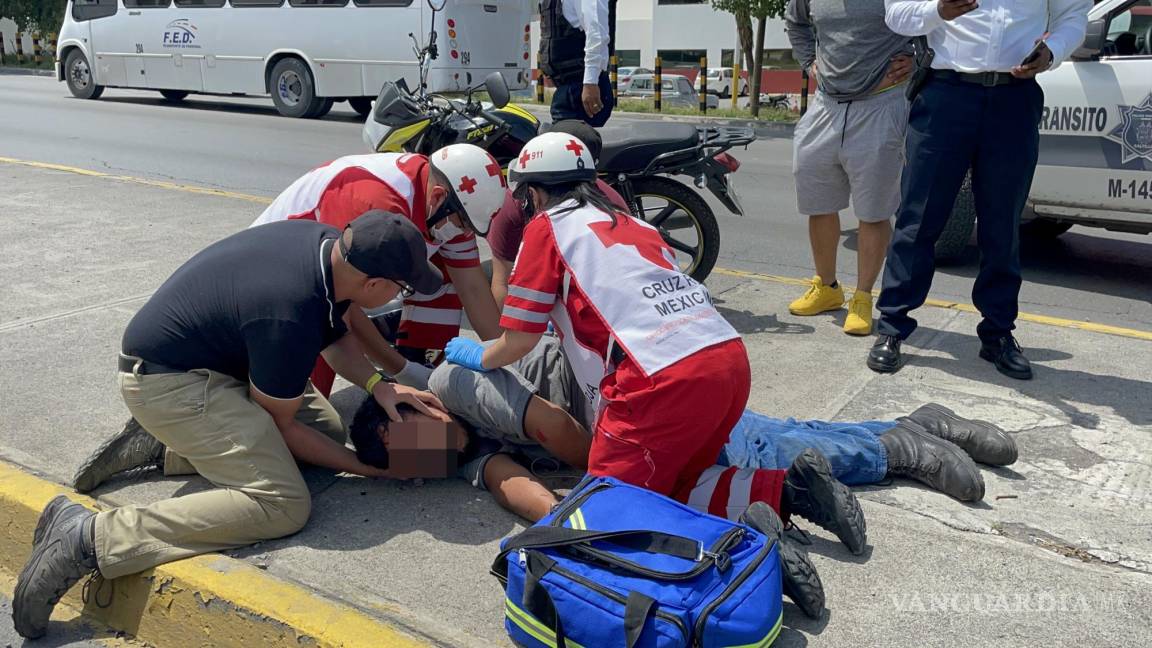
[546,120,604,162]
[349,399,419,469]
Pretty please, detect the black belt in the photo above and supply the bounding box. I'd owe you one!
[119,354,186,375]
[931,69,1030,87]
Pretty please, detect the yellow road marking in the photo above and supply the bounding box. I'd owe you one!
[3,156,1148,343]
[713,267,1152,342]
[0,156,273,204]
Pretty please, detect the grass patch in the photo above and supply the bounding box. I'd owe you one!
[0,54,55,70]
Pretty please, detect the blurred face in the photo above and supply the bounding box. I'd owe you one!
[376,408,469,453]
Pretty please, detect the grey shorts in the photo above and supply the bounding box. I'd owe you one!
[429,336,589,491]
[792,88,910,221]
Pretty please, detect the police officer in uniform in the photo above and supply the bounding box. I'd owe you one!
[538,0,617,126]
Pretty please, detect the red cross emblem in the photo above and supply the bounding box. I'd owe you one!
[565,139,584,157]
[519,149,532,168]
[458,176,477,194]
[486,160,507,188]
[588,218,674,270]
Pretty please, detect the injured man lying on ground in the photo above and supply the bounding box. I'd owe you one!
[346,337,1018,618]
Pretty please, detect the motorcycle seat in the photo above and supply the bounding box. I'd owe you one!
[597,123,700,173]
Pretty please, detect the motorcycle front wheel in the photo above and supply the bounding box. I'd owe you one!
[624,175,721,282]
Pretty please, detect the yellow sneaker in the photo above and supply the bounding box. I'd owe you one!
[789,276,845,316]
[843,291,874,336]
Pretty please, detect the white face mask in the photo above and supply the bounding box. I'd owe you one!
[431,219,465,243]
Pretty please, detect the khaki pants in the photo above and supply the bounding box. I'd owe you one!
[95,367,345,579]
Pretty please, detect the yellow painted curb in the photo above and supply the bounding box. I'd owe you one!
[0,461,437,648]
[713,267,1152,342]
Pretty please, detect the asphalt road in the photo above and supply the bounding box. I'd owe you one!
[2,73,1149,331]
[0,587,136,648]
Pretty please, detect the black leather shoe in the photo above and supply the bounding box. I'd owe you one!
[979,335,1033,380]
[867,335,902,373]
[880,420,985,502]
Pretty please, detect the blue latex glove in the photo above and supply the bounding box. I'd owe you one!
[444,337,489,372]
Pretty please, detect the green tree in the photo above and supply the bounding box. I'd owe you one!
[1,0,67,33]
[712,0,788,116]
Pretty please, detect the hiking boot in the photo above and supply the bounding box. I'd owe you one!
[880,419,985,502]
[788,276,845,316]
[904,403,1018,466]
[740,502,825,619]
[73,417,165,494]
[843,291,874,336]
[13,496,99,639]
[782,449,867,555]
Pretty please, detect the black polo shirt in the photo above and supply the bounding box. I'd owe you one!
[122,220,351,399]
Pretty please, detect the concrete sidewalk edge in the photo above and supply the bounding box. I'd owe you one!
[517,103,797,137]
[0,66,55,77]
[0,460,441,648]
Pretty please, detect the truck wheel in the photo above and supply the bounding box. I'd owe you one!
[348,97,373,117]
[1021,218,1072,239]
[270,57,324,118]
[65,50,104,100]
[935,175,976,264]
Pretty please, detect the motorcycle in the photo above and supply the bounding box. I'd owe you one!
[361,4,755,281]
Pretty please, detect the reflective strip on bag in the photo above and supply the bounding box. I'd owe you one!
[505,599,587,648]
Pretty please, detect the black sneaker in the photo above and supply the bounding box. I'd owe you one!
[740,502,825,619]
[13,496,99,639]
[73,417,165,493]
[783,449,867,555]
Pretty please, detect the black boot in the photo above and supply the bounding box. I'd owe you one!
[740,502,825,619]
[880,419,985,502]
[904,403,1018,466]
[782,449,867,555]
[73,417,166,493]
[13,496,99,639]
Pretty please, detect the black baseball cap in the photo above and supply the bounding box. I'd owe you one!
[339,210,442,295]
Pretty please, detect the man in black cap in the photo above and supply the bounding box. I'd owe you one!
[12,211,448,640]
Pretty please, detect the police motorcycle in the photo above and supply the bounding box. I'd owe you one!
[362,0,755,283]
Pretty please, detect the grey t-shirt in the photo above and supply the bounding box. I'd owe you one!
[785,0,913,101]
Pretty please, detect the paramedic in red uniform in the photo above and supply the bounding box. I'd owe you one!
[253,145,507,394]
[443,132,751,504]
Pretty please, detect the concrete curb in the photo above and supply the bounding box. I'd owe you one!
[0,460,440,647]
[517,103,796,138]
[0,66,55,77]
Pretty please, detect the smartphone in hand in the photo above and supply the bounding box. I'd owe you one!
[1021,34,1050,66]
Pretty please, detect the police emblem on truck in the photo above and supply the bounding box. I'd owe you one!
[1106,92,1152,164]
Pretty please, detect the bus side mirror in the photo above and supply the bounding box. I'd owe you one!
[1074,18,1108,58]
[484,72,510,109]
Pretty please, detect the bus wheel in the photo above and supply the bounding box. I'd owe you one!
[270,57,322,118]
[348,97,373,117]
[65,50,104,100]
[307,97,334,119]
[159,90,189,102]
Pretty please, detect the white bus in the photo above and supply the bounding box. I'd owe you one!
[56,0,532,118]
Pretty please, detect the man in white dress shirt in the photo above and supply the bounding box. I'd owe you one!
[868,0,1090,380]
[537,0,615,126]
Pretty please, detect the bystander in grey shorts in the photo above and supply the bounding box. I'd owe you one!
[792,87,909,221]
[429,336,590,491]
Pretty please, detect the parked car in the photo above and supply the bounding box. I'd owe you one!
[697,67,749,98]
[621,74,720,109]
[617,66,652,89]
[936,0,1152,261]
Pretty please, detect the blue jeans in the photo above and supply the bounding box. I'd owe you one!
[550,71,615,127]
[717,411,896,486]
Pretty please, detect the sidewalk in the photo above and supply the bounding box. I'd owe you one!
[1,160,1150,646]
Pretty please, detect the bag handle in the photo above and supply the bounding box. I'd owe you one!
[501,526,703,561]
[521,550,658,648]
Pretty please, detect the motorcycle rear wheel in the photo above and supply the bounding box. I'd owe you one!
[624,175,720,282]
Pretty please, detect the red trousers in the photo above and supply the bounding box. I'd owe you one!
[588,339,761,505]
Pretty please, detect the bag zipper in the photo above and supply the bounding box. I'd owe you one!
[691,538,776,646]
[548,562,690,644]
[566,527,744,581]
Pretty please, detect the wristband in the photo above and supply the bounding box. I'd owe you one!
[364,371,386,393]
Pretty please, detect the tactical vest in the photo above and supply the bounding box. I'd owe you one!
[538,0,616,86]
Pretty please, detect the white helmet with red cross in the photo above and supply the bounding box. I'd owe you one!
[508,132,597,189]
[430,143,506,236]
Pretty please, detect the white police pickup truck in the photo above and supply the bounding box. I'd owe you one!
[937,0,1152,260]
